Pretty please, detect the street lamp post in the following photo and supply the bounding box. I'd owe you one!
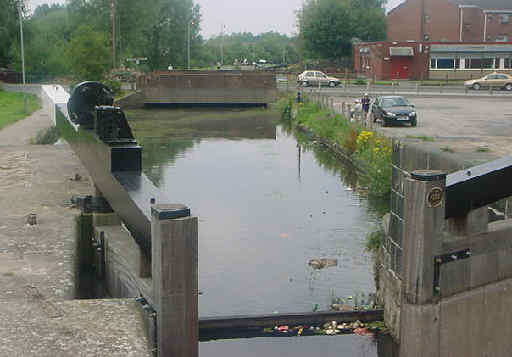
[18,1,26,114]
[220,24,226,66]
[187,20,194,70]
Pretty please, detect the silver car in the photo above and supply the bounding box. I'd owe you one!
[297,70,341,87]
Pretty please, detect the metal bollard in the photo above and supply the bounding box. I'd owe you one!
[27,213,37,226]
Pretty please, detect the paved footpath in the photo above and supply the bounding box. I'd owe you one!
[0,87,151,356]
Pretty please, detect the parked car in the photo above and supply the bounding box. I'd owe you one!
[371,96,417,127]
[464,73,512,91]
[297,70,341,87]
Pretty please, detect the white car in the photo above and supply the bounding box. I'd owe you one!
[297,70,341,87]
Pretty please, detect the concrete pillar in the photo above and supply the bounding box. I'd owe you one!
[151,204,198,357]
[402,170,446,305]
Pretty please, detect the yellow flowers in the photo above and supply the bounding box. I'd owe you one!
[356,131,373,146]
[356,130,391,158]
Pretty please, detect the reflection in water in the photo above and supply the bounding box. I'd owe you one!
[126,107,394,356]
[126,108,278,185]
[139,138,199,185]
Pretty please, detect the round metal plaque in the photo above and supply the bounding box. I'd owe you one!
[427,187,443,208]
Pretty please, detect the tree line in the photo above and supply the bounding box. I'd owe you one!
[1,0,386,82]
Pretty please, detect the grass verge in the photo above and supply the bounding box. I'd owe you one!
[279,95,392,198]
[406,135,435,142]
[0,88,41,130]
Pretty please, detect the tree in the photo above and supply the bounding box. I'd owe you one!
[144,0,202,70]
[298,0,386,62]
[0,0,23,68]
[68,25,111,80]
[202,31,298,67]
[21,5,71,77]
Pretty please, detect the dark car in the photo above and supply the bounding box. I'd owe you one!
[371,96,417,127]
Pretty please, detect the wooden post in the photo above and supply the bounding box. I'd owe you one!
[402,170,446,305]
[151,204,198,357]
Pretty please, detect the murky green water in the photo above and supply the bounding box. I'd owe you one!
[125,107,384,318]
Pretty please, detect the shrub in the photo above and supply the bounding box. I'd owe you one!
[365,230,384,253]
[277,96,294,121]
[103,79,122,95]
[342,128,359,154]
[354,78,367,85]
[30,126,59,145]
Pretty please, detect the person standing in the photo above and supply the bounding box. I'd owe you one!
[361,93,370,114]
[361,93,372,121]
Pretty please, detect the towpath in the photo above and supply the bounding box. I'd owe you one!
[0,84,151,356]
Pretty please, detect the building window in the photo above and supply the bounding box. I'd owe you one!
[499,14,510,24]
[467,58,494,69]
[505,58,512,69]
[437,59,455,69]
[430,58,460,69]
[496,35,509,42]
[424,15,431,23]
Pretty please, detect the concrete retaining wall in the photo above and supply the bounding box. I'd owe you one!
[0,83,42,97]
[138,71,277,105]
[114,91,144,109]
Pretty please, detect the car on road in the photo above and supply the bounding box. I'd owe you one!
[464,73,512,91]
[371,96,417,127]
[297,70,341,87]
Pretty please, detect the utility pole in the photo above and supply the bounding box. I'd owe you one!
[187,20,193,70]
[18,1,26,114]
[112,0,116,69]
[220,24,226,66]
[118,10,121,67]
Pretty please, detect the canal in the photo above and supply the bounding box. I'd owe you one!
[126,107,391,356]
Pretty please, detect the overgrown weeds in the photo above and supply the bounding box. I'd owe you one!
[365,230,384,253]
[279,96,392,198]
[30,126,60,145]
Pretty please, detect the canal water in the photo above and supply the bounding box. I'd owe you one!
[126,107,391,355]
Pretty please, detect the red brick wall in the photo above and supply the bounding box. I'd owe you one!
[485,13,512,42]
[387,0,423,41]
[461,7,485,42]
[424,0,460,41]
[353,42,430,80]
[388,0,460,42]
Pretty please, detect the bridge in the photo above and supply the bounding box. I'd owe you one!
[129,70,277,107]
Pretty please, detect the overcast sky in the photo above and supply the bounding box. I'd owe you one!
[27,0,406,38]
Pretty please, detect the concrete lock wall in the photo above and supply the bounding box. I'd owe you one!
[381,140,472,339]
[382,139,512,356]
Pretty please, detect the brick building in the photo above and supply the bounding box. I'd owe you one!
[387,0,512,42]
[353,0,512,80]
